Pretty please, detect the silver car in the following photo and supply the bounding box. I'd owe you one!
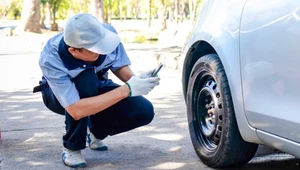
[181,0,300,168]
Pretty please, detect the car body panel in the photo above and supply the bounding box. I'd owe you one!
[240,0,300,143]
[182,0,261,143]
[257,129,300,158]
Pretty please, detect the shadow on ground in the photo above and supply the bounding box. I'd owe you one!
[0,88,65,170]
[0,88,299,170]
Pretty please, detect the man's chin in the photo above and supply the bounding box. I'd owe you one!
[84,58,98,63]
[90,57,99,62]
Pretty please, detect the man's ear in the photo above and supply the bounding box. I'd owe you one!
[68,47,76,56]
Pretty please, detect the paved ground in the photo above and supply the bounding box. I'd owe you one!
[0,47,300,170]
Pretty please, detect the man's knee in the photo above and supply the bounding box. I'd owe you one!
[135,97,155,126]
[141,109,155,126]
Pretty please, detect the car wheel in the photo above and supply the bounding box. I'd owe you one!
[186,54,258,168]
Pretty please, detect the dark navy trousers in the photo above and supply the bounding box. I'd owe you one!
[41,69,155,150]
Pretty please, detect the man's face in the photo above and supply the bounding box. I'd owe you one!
[68,48,100,62]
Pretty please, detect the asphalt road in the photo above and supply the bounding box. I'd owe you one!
[0,50,299,170]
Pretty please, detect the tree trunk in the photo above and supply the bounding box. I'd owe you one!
[147,0,152,27]
[160,0,167,30]
[51,7,58,31]
[118,0,126,21]
[90,0,105,23]
[134,0,139,19]
[189,0,198,23]
[124,5,127,20]
[20,0,41,33]
[174,0,179,24]
[193,0,198,22]
[182,0,187,20]
[104,0,112,24]
[48,3,53,24]
[189,0,194,22]
[78,0,83,12]
[104,4,109,23]
[40,4,47,29]
[119,0,122,20]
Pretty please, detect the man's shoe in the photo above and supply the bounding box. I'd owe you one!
[87,133,108,151]
[62,148,86,168]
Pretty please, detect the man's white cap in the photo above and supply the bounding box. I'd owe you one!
[64,13,121,54]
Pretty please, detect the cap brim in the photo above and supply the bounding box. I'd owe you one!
[86,28,121,55]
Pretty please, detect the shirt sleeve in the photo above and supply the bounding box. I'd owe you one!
[39,53,80,108]
[102,24,131,71]
[109,43,131,72]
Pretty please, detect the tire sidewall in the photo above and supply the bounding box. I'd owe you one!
[186,54,229,163]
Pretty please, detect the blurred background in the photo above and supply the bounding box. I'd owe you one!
[0,0,201,44]
[0,0,203,70]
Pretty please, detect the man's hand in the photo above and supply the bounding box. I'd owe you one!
[138,69,156,79]
[126,76,160,97]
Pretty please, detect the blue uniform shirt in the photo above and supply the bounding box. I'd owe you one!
[39,24,131,108]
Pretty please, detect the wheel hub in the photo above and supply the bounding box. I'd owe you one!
[192,77,223,150]
[199,86,217,137]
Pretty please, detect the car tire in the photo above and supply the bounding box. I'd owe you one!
[186,54,258,168]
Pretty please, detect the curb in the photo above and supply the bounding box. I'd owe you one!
[126,45,183,70]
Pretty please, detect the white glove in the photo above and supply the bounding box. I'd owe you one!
[126,75,160,97]
[138,69,156,79]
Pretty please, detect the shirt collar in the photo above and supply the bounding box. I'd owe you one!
[58,37,106,70]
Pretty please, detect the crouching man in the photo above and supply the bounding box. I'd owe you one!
[35,13,160,168]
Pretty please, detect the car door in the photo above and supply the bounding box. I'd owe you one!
[240,0,300,142]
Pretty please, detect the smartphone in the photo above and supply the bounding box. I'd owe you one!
[151,63,164,77]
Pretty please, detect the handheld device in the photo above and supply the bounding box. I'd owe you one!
[151,63,164,77]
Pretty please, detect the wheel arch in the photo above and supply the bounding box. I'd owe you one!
[182,41,216,100]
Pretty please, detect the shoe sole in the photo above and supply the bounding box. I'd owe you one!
[90,146,108,151]
[64,162,87,168]
[62,153,87,168]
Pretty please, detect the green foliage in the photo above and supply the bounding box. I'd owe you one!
[133,35,146,43]
[41,0,47,5]
[0,0,10,18]
[56,0,72,20]
[0,0,23,19]
[1,0,203,29]
[40,0,89,21]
